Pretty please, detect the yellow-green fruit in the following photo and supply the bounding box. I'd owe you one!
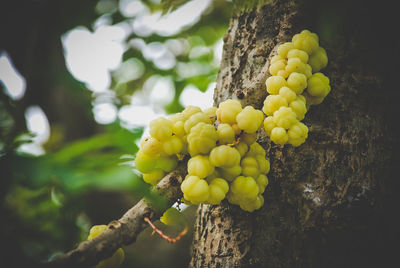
[239,194,264,212]
[241,132,257,145]
[208,178,229,204]
[140,137,164,157]
[303,92,324,106]
[302,63,313,78]
[277,42,294,58]
[247,142,266,157]
[180,135,188,154]
[184,112,211,133]
[269,59,286,76]
[271,54,284,64]
[143,169,164,185]
[220,165,242,181]
[203,107,217,122]
[272,107,297,129]
[180,198,192,205]
[297,94,306,103]
[230,176,259,199]
[236,106,264,133]
[287,48,309,63]
[181,175,210,204]
[231,123,242,135]
[235,142,249,157]
[205,169,222,183]
[277,69,290,79]
[256,156,270,174]
[156,156,178,172]
[270,127,289,145]
[88,225,108,240]
[188,155,215,179]
[216,99,243,124]
[262,95,288,116]
[290,98,307,120]
[241,156,260,178]
[263,116,276,136]
[209,145,241,168]
[285,58,312,79]
[88,225,124,268]
[265,75,288,95]
[135,151,155,173]
[287,121,308,147]
[217,123,235,144]
[172,120,185,137]
[162,136,183,155]
[292,30,319,55]
[149,117,173,141]
[309,46,328,72]
[279,86,297,103]
[160,207,184,226]
[306,30,319,42]
[285,57,307,75]
[187,122,218,156]
[256,174,269,194]
[307,73,331,98]
[168,112,185,123]
[226,191,241,205]
[182,105,202,120]
[287,72,307,94]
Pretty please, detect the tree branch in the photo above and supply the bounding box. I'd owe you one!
[46,163,187,268]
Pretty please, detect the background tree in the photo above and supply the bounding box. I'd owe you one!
[190,0,400,267]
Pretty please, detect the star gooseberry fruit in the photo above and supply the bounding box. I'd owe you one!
[133,31,330,213]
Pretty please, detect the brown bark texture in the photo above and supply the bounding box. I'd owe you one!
[190,0,400,267]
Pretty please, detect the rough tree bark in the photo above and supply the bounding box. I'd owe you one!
[190,0,399,267]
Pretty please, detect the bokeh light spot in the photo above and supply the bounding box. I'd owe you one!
[0,51,26,100]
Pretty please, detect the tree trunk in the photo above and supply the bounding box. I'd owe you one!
[190,0,399,267]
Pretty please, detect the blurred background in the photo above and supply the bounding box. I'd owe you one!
[0,0,232,266]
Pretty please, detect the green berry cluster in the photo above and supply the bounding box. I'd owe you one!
[135,100,269,212]
[182,99,270,212]
[263,30,331,146]
[134,30,331,212]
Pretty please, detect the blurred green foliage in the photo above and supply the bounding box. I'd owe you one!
[2,124,147,261]
[10,125,143,192]
[0,0,232,267]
